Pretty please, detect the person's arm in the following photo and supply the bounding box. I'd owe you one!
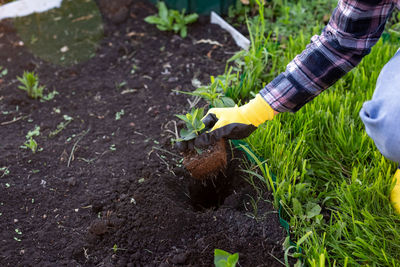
[261,0,396,113]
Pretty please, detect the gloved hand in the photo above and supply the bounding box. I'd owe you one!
[177,94,276,151]
[390,168,400,213]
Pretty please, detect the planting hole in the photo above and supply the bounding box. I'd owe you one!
[188,173,233,210]
[187,147,244,210]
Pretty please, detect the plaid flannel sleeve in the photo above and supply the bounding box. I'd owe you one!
[260,0,396,113]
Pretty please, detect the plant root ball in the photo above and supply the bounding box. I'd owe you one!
[183,139,227,180]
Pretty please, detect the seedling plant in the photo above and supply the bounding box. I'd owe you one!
[22,137,38,154]
[0,66,7,78]
[175,108,228,180]
[0,167,10,178]
[17,71,45,99]
[177,74,236,108]
[144,1,198,38]
[21,126,41,154]
[214,249,239,267]
[175,108,205,142]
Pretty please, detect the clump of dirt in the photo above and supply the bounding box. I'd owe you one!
[183,139,227,180]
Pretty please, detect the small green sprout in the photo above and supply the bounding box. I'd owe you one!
[26,125,40,139]
[49,115,73,138]
[111,244,127,253]
[0,167,10,177]
[115,109,125,120]
[0,66,8,78]
[170,9,199,38]
[22,137,38,154]
[21,126,41,154]
[175,108,205,141]
[144,2,198,38]
[214,249,239,267]
[131,65,138,74]
[41,89,59,102]
[17,71,45,99]
[115,81,127,89]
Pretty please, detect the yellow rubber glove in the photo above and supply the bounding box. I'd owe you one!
[193,94,275,147]
[390,168,400,213]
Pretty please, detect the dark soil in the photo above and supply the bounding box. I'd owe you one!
[0,1,287,266]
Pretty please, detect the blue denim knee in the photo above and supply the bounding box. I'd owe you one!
[359,49,400,163]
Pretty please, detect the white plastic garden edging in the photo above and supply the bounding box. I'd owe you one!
[0,0,63,21]
[210,11,250,50]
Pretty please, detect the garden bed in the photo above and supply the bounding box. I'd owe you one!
[0,0,287,265]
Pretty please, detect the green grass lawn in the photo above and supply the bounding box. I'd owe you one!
[226,2,400,265]
[246,35,400,266]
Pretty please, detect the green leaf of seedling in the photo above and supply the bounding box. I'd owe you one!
[158,2,168,22]
[214,249,231,263]
[156,25,168,31]
[167,16,174,28]
[179,128,197,141]
[176,108,205,140]
[214,249,239,267]
[41,90,59,102]
[26,126,40,139]
[193,121,205,134]
[144,16,161,24]
[216,259,229,267]
[22,137,38,154]
[171,23,180,32]
[228,253,239,266]
[180,26,187,38]
[184,13,199,24]
[210,75,215,84]
[191,108,199,122]
[170,10,180,19]
[0,67,8,77]
[175,114,190,124]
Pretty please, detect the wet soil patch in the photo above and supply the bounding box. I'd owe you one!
[0,1,287,266]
